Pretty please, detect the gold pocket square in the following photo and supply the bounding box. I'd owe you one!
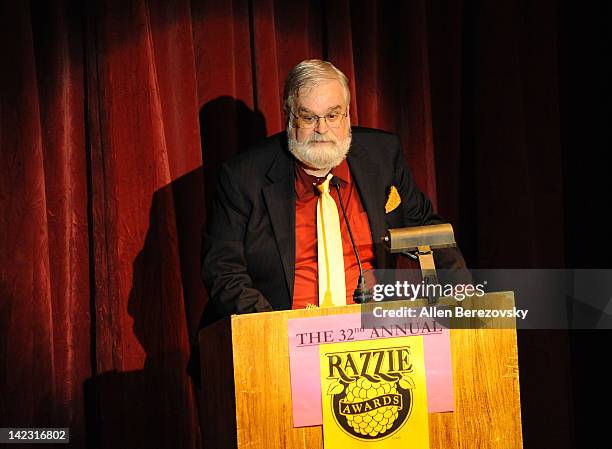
[385,186,401,213]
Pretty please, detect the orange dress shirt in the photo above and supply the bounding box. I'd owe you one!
[292,160,375,309]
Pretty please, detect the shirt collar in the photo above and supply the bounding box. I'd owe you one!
[294,158,351,199]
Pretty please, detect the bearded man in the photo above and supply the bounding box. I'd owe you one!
[200,59,466,320]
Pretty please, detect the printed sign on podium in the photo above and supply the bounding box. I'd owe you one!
[320,336,429,448]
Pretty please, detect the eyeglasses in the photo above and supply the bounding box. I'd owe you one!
[290,110,348,129]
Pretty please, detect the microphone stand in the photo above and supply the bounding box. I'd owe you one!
[330,176,372,304]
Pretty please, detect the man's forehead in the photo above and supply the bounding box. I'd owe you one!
[295,80,346,111]
[297,104,343,114]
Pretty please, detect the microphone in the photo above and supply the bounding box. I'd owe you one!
[330,176,372,304]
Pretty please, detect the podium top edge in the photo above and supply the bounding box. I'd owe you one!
[228,291,516,322]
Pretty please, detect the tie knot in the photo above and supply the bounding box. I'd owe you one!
[316,173,333,194]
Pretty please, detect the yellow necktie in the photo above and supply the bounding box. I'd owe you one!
[316,174,346,307]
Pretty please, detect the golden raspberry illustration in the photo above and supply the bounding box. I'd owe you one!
[341,377,400,437]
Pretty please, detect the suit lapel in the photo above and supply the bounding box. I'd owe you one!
[347,137,389,269]
[262,147,296,303]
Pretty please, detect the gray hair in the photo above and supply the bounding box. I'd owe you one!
[283,59,350,118]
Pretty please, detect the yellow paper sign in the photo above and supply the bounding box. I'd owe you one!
[320,336,429,448]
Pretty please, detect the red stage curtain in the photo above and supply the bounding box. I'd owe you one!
[1,1,91,446]
[1,1,439,446]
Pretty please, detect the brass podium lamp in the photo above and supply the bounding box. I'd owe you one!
[383,223,457,304]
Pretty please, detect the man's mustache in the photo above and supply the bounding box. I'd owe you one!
[306,133,337,144]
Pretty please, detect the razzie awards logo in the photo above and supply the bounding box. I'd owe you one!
[325,347,413,439]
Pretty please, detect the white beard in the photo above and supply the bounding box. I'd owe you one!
[287,129,352,171]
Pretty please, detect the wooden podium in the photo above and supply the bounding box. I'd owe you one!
[199,292,523,448]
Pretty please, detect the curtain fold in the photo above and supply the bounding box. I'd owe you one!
[84,0,202,447]
[1,1,91,447]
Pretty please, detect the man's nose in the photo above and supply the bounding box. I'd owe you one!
[314,116,329,132]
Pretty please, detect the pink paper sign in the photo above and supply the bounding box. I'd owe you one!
[288,312,454,427]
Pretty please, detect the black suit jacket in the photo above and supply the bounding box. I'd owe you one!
[201,127,466,321]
